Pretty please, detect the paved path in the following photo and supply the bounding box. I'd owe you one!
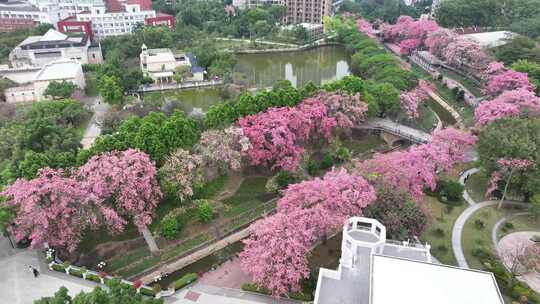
[80,97,108,149]
[452,168,530,268]
[359,118,432,143]
[0,248,95,303]
[421,84,465,128]
[459,168,480,206]
[139,227,251,284]
[491,212,530,249]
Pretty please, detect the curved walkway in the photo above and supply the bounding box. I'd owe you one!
[452,168,530,268]
[491,212,530,250]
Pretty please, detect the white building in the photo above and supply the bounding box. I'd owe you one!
[0,0,65,31]
[314,217,504,304]
[4,59,85,103]
[28,0,105,16]
[9,29,103,68]
[140,45,205,84]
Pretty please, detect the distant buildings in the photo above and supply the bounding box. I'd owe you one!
[4,59,85,102]
[0,0,65,32]
[283,22,324,41]
[139,45,205,84]
[1,0,174,37]
[233,0,331,24]
[314,217,504,304]
[9,28,103,68]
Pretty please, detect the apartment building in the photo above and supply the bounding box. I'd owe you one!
[0,0,65,32]
[233,0,331,24]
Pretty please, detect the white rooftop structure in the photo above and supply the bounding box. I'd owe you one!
[314,217,504,304]
[462,31,517,48]
[34,59,82,81]
[371,255,503,304]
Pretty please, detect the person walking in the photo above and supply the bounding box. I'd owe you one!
[29,266,39,278]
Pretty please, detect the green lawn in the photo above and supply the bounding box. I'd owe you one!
[465,172,489,203]
[223,176,270,218]
[461,205,539,270]
[420,195,467,266]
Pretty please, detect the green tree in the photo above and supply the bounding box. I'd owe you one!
[530,194,540,220]
[43,81,77,100]
[18,151,50,180]
[99,75,124,105]
[34,278,163,304]
[511,59,540,94]
[365,82,401,116]
[173,65,192,83]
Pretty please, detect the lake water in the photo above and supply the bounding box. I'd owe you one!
[234,45,350,88]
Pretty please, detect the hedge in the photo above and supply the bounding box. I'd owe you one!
[140,287,156,297]
[51,264,65,272]
[68,268,84,278]
[241,283,271,295]
[85,273,102,283]
[169,273,198,290]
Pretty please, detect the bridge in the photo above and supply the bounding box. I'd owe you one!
[357,118,432,144]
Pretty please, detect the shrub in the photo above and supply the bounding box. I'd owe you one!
[196,200,214,223]
[289,292,313,301]
[437,180,464,203]
[320,152,334,170]
[433,228,445,237]
[160,207,186,239]
[140,287,156,297]
[275,171,295,189]
[169,273,198,290]
[86,273,101,283]
[436,245,448,253]
[474,219,485,230]
[503,222,514,232]
[472,247,493,260]
[152,283,162,293]
[241,283,271,295]
[51,264,65,272]
[335,146,351,162]
[306,159,318,176]
[68,268,83,278]
[456,89,465,102]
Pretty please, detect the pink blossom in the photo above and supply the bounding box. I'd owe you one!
[400,84,430,118]
[485,70,535,96]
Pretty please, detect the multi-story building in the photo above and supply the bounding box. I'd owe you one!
[233,0,331,24]
[0,0,65,32]
[9,28,103,68]
[4,59,86,103]
[314,217,504,304]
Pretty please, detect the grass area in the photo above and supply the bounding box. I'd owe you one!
[107,247,151,273]
[440,68,483,97]
[461,205,538,270]
[499,213,540,239]
[420,195,467,266]
[84,72,99,97]
[465,171,489,203]
[77,223,140,254]
[223,176,270,217]
[426,98,457,126]
[193,174,229,200]
[342,134,386,155]
[433,82,474,126]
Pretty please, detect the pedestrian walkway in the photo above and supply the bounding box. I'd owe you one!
[80,97,109,149]
[359,118,432,143]
[0,249,95,303]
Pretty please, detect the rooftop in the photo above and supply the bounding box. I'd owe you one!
[0,1,39,12]
[18,29,86,49]
[34,59,81,81]
[371,255,504,304]
[314,217,503,304]
[461,31,517,48]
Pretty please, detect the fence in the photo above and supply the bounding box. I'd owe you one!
[137,79,223,93]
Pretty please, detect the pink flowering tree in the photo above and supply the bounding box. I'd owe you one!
[399,38,422,55]
[196,126,251,172]
[480,61,509,81]
[1,168,106,252]
[400,84,430,119]
[240,169,376,296]
[239,99,338,172]
[485,70,535,96]
[383,16,439,53]
[441,37,492,76]
[474,89,540,127]
[310,92,369,130]
[425,28,457,57]
[357,18,375,38]
[76,149,162,252]
[484,158,534,209]
[357,128,476,202]
[159,148,204,201]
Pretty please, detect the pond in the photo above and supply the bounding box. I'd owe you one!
[144,87,225,116]
[234,45,350,88]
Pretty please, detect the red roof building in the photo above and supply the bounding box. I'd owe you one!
[145,13,175,29]
[57,16,94,42]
